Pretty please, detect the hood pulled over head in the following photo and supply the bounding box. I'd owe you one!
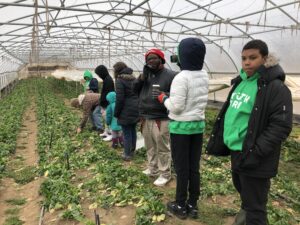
[95,65,110,80]
[178,38,206,71]
[83,70,93,80]
[106,91,116,103]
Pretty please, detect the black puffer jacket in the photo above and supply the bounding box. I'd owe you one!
[95,65,115,108]
[133,67,176,119]
[114,68,139,125]
[207,55,293,178]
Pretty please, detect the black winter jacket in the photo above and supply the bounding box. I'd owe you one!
[207,55,293,178]
[133,67,176,119]
[98,71,115,108]
[114,68,139,125]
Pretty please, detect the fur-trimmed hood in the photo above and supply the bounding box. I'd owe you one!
[117,67,135,80]
[118,74,135,80]
[258,53,285,83]
[264,53,279,68]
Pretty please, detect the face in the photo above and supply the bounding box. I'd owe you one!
[146,53,161,70]
[242,49,266,76]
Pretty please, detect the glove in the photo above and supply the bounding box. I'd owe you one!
[157,92,168,103]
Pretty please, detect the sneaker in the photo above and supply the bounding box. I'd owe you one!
[186,203,198,219]
[232,209,246,225]
[142,169,158,177]
[99,131,108,137]
[167,201,187,220]
[103,135,112,142]
[112,143,118,149]
[153,175,171,186]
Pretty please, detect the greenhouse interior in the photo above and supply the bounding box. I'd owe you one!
[0,0,299,225]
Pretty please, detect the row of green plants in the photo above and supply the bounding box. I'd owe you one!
[3,78,298,224]
[34,78,166,224]
[0,81,30,175]
[42,77,299,225]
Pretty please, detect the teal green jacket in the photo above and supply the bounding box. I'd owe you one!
[106,92,122,131]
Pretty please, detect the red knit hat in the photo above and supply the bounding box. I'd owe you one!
[145,49,165,64]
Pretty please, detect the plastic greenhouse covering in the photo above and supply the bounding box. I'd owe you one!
[0,0,299,90]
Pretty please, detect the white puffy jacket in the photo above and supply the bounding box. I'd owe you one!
[164,70,209,121]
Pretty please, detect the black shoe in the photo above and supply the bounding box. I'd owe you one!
[112,143,118,149]
[92,127,104,133]
[186,203,198,219]
[97,128,104,133]
[122,154,132,161]
[167,201,187,220]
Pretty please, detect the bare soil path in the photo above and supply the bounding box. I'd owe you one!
[0,101,42,225]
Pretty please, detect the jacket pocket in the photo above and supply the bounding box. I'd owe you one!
[240,148,261,169]
[206,132,230,156]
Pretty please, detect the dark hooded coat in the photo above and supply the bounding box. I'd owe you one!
[114,67,139,125]
[206,55,293,178]
[95,65,115,108]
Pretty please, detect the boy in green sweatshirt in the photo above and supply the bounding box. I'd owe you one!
[207,40,293,225]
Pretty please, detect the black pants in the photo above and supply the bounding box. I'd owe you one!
[170,133,203,206]
[232,171,271,225]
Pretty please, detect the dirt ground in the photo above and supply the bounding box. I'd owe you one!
[0,102,42,225]
[0,99,236,225]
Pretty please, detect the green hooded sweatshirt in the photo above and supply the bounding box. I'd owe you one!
[223,69,260,151]
[83,70,93,92]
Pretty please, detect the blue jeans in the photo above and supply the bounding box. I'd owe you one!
[121,124,137,157]
[90,106,103,130]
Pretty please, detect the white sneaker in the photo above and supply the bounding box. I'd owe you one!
[99,131,108,137]
[142,169,158,177]
[153,175,171,187]
[103,135,112,142]
[142,169,151,176]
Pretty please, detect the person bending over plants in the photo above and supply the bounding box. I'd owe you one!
[70,92,103,134]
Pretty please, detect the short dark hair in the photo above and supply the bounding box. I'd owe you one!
[242,39,269,57]
[113,62,127,78]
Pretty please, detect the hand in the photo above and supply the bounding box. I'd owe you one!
[152,88,161,99]
[76,127,82,134]
[157,92,168,103]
